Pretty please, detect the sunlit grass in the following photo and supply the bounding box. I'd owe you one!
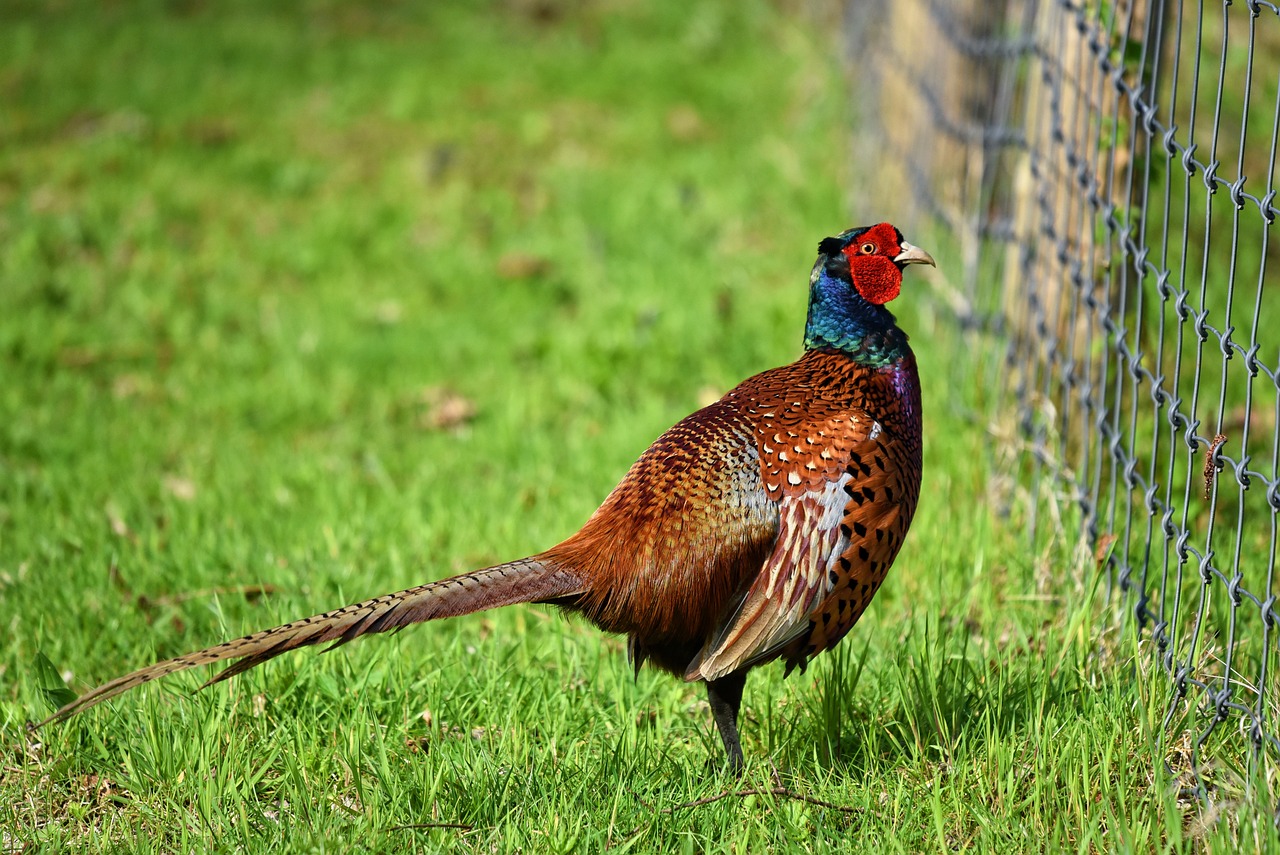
[0,0,1272,851]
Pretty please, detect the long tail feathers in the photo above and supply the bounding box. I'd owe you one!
[33,556,582,729]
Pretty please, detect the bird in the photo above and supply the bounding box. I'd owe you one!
[32,222,933,772]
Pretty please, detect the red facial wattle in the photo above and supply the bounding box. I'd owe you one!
[839,222,905,305]
[842,254,902,304]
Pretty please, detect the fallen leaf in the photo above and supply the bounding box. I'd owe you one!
[1094,533,1117,566]
[496,252,552,279]
[105,503,135,540]
[163,475,197,502]
[419,387,476,431]
[666,104,704,141]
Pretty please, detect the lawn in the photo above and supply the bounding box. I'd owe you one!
[0,0,1271,851]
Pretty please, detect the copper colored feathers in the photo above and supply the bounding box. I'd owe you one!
[34,224,934,773]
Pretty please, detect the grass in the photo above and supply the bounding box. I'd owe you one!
[0,0,1275,851]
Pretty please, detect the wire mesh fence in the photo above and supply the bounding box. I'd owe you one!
[850,0,1280,825]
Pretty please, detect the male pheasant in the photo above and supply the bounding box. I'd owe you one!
[34,222,933,771]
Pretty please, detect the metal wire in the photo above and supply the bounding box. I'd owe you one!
[850,0,1280,826]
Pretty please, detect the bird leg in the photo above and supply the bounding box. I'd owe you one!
[705,672,747,774]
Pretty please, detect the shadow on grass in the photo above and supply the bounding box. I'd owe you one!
[765,614,1087,774]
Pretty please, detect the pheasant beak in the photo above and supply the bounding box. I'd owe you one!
[894,242,936,268]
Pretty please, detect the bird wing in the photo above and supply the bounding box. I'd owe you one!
[546,397,781,652]
[687,408,916,682]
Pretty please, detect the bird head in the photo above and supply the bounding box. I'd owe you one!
[814,222,935,305]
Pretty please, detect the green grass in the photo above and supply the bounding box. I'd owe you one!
[0,0,1274,851]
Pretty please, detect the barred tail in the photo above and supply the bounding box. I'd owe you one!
[33,556,583,728]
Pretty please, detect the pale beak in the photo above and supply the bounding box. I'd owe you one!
[894,241,936,268]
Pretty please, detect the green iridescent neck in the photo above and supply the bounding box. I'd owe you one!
[803,268,909,367]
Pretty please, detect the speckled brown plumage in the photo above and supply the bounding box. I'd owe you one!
[34,223,934,774]
[545,348,922,685]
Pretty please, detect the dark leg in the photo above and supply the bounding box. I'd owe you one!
[706,672,748,774]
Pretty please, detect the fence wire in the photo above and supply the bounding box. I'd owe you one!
[850,0,1280,826]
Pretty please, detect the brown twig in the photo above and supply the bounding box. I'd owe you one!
[385,822,473,832]
[612,783,861,847]
[664,785,860,814]
[627,787,656,812]
[1203,434,1228,499]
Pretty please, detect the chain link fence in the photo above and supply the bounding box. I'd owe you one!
[850,0,1280,826]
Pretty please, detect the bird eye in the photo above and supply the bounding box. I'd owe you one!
[860,242,876,254]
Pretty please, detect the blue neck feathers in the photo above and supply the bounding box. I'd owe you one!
[802,267,909,366]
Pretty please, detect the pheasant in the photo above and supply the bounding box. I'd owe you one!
[33,222,933,771]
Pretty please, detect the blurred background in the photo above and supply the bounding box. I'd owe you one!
[2,0,1278,849]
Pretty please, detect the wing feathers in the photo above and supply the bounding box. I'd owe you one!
[688,481,847,680]
[689,410,917,682]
